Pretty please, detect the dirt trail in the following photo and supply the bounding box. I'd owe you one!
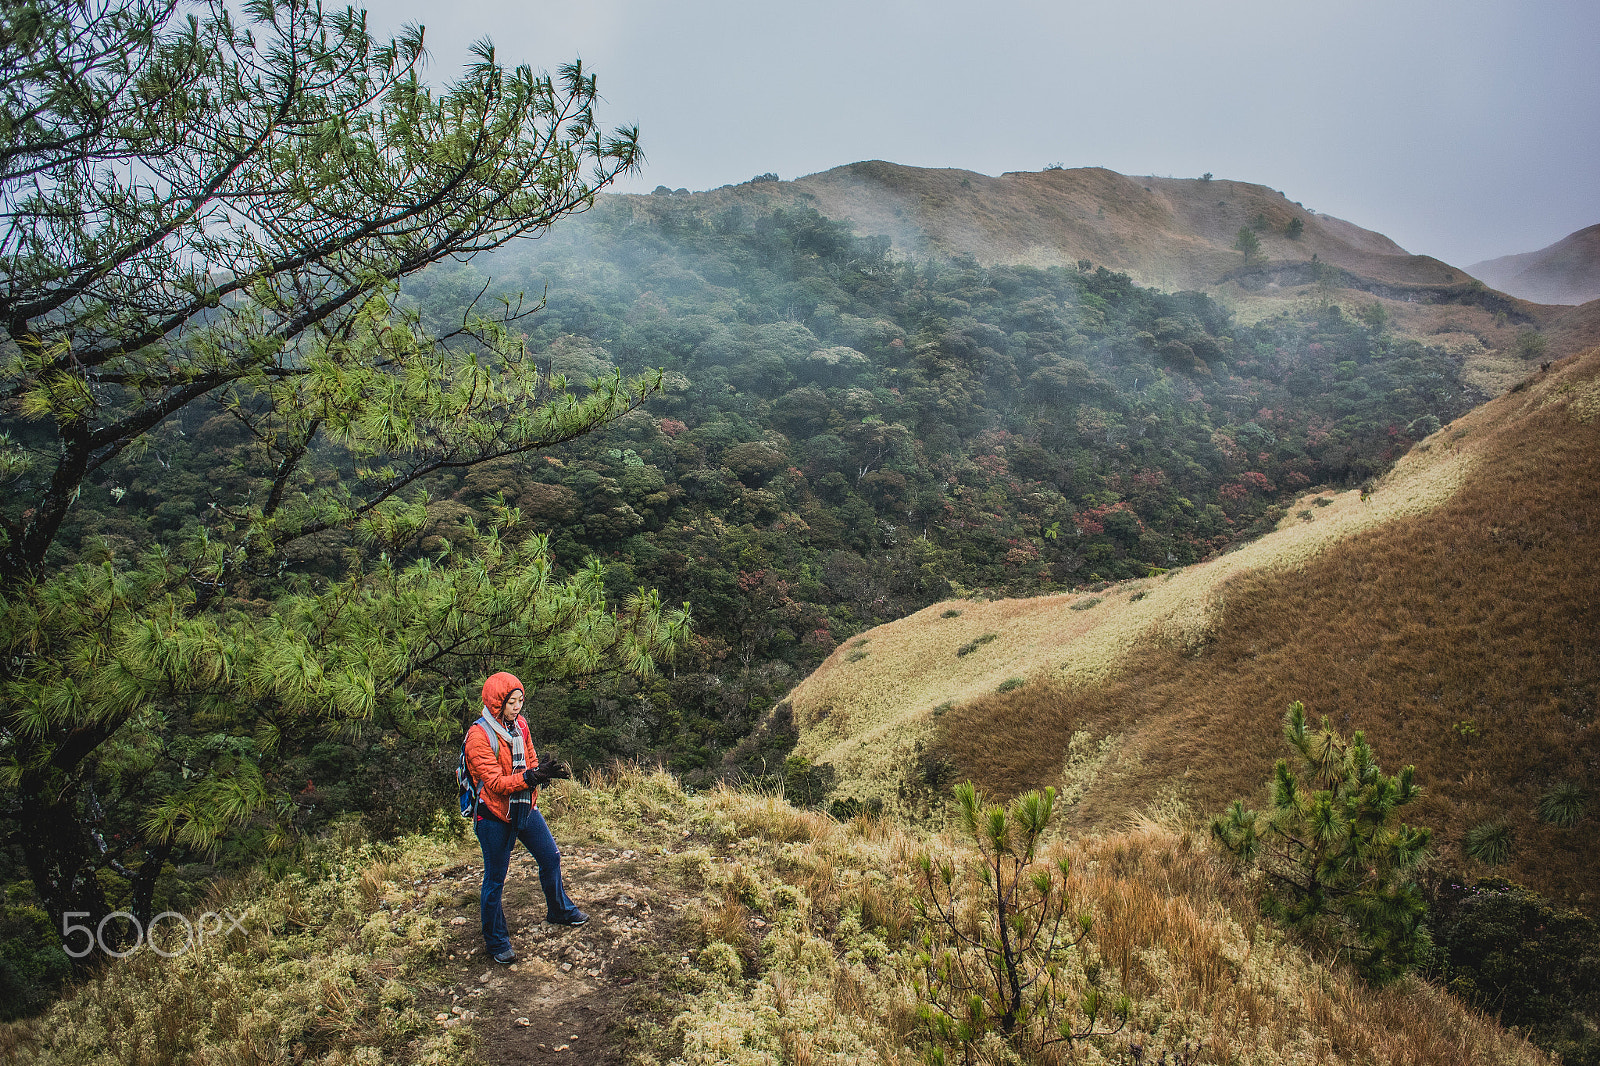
[419,831,696,1065]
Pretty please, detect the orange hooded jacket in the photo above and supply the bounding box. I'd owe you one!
[464,672,541,822]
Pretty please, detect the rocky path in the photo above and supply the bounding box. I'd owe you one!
[420,830,694,1065]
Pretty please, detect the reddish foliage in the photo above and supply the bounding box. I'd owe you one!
[1239,471,1275,493]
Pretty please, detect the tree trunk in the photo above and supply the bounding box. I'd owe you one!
[16,794,113,973]
[129,842,177,930]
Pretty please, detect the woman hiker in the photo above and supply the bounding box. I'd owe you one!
[465,671,586,964]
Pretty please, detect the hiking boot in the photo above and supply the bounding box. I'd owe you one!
[492,947,517,964]
[547,909,588,928]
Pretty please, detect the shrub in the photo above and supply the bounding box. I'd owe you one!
[0,896,71,1022]
[1429,877,1600,1065]
[997,678,1026,694]
[827,795,882,820]
[941,609,963,619]
[781,756,836,808]
[1069,597,1102,611]
[1514,329,1549,361]
[913,783,1126,1061]
[956,634,998,658]
[1212,701,1432,983]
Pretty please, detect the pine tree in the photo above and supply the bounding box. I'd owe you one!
[1233,225,1263,265]
[0,0,685,957]
[1212,702,1433,983]
[913,782,1127,1062]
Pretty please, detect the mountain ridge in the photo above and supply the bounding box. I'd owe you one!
[795,161,1454,291]
[628,160,1597,394]
[1469,223,1600,305]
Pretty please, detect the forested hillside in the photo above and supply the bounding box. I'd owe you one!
[296,193,1495,787]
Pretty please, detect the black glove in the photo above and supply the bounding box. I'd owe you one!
[522,761,571,788]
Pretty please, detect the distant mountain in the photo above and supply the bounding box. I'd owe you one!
[667,162,1571,394]
[786,161,1471,295]
[1470,223,1600,305]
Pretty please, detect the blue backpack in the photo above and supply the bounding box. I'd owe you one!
[455,720,500,818]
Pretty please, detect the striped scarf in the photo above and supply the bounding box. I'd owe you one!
[479,709,532,808]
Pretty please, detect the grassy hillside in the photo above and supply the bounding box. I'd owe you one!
[792,162,1458,292]
[0,771,1550,1066]
[789,344,1600,905]
[1544,298,1600,358]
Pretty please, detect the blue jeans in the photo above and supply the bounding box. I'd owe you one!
[474,804,580,952]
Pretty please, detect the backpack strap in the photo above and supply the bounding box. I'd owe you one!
[460,719,501,791]
[478,717,501,759]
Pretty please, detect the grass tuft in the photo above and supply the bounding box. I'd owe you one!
[1465,821,1516,867]
[1538,782,1587,828]
[955,633,998,658]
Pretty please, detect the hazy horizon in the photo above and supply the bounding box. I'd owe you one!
[367,0,1599,269]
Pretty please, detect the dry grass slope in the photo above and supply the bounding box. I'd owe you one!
[655,783,1545,1065]
[0,771,1551,1065]
[794,347,1600,907]
[0,822,477,1066]
[790,371,1487,807]
[790,162,1468,291]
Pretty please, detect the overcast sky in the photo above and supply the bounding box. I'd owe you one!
[369,0,1598,267]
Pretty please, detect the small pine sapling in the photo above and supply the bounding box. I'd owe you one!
[1234,226,1263,265]
[913,782,1128,1063]
[1211,701,1433,984]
